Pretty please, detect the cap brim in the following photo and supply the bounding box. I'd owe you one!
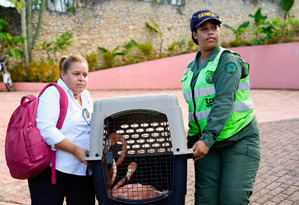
[194,18,222,30]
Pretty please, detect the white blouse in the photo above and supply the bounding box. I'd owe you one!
[36,78,93,176]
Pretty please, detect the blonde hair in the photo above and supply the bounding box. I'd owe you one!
[59,54,88,74]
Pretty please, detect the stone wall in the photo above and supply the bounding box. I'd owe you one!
[1,0,299,61]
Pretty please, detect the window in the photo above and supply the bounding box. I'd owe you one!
[142,0,183,6]
[47,0,74,12]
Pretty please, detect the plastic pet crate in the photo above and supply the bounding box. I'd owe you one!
[85,94,192,205]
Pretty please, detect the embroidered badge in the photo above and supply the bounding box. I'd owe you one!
[183,67,191,76]
[225,63,237,74]
[206,73,214,84]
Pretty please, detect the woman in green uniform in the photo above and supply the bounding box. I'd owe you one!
[182,9,261,205]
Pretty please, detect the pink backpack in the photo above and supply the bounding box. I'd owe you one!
[5,83,68,184]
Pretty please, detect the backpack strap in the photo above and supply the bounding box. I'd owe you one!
[21,95,38,125]
[39,83,68,184]
[38,83,68,129]
[51,152,57,184]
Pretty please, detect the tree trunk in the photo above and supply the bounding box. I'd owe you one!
[32,0,46,50]
[20,0,29,68]
[26,0,32,62]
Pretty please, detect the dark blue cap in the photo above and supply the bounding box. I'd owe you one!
[190,9,221,31]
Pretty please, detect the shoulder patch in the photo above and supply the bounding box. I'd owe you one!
[225,62,237,74]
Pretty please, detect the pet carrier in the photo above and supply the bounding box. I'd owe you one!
[85,94,192,205]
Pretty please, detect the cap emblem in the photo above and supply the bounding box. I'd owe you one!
[198,12,215,18]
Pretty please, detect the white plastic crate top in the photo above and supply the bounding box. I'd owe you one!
[86,94,192,161]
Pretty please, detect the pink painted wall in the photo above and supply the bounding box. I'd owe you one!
[231,42,299,89]
[0,82,47,92]
[87,42,299,90]
[0,42,298,91]
[87,53,194,90]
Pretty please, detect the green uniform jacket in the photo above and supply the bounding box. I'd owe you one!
[183,45,259,148]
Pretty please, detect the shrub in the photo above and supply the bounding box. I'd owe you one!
[138,42,155,60]
[9,61,59,82]
[85,52,98,71]
[98,46,124,69]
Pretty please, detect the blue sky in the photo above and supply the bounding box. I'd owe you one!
[0,0,14,7]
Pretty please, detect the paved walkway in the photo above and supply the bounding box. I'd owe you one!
[0,89,298,205]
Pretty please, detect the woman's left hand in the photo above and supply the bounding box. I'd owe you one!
[192,140,209,161]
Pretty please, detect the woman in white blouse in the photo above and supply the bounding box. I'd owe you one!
[28,54,95,205]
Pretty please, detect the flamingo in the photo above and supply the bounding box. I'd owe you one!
[104,133,127,189]
[105,133,168,200]
[111,161,168,200]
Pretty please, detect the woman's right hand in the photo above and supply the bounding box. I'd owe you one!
[55,138,89,165]
[73,146,89,165]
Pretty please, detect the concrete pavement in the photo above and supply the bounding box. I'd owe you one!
[0,89,298,205]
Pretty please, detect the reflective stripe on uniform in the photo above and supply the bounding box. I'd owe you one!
[188,101,253,121]
[238,81,250,90]
[183,91,192,102]
[189,110,210,121]
[184,81,250,102]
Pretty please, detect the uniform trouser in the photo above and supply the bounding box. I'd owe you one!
[28,167,95,205]
[192,133,261,205]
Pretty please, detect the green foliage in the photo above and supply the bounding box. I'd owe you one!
[224,7,299,47]
[167,39,187,55]
[8,60,60,82]
[9,0,47,66]
[223,21,250,46]
[281,0,294,19]
[37,31,73,62]
[85,52,98,72]
[0,18,24,58]
[249,8,267,26]
[155,0,172,3]
[65,0,75,12]
[129,40,155,60]
[8,0,23,11]
[146,18,163,56]
[138,43,154,59]
[95,37,197,70]
[146,18,163,37]
[288,18,299,36]
[187,40,197,52]
[117,40,155,65]
[98,46,125,68]
[0,18,9,31]
[121,40,136,57]
[256,19,280,40]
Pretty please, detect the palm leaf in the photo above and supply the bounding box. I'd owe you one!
[281,0,294,13]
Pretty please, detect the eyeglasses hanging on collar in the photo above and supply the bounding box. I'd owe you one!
[82,108,91,127]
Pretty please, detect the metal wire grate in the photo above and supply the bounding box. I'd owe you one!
[102,109,173,202]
